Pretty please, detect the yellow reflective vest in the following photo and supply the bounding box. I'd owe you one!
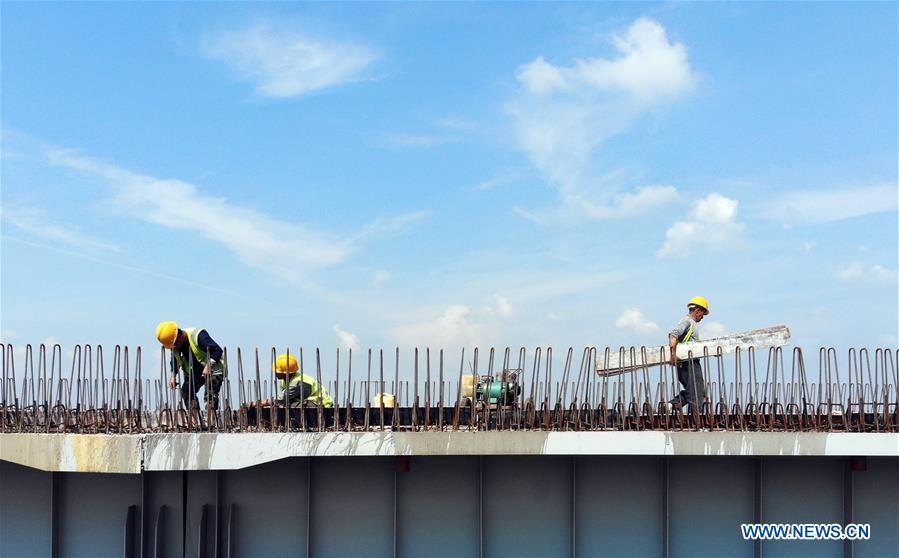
[280,373,334,408]
[173,327,225,376]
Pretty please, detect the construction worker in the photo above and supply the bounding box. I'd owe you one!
[156,321,225,409]
[255,353,333,409]
[668,297,709,413]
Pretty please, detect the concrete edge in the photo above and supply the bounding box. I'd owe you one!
[2,432,897,473]
[0,434,142,474]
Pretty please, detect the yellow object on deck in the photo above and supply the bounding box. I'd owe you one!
[374,393,396,408]
[461,374,477,398]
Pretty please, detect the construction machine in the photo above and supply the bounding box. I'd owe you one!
[461,368,522,408]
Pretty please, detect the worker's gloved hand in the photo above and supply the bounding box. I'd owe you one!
[669,351,678,366]
[168,375,178,388]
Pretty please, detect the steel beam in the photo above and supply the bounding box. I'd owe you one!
[843,458,853,558]
[754,458,763,558]
[661,458,669,558]
[51,472,60,558]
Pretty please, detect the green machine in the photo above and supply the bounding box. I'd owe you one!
[462,369,522,407]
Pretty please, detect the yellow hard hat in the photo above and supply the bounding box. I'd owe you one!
[274,354,299,375]
[156,321,179,348]
[687,296,710,315]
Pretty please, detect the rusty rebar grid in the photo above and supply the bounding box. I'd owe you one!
[1,344,896,434]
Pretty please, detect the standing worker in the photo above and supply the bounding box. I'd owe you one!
[668,297,709,413]
[156,321,225,410]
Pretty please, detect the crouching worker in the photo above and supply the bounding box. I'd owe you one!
[255,353,334,409]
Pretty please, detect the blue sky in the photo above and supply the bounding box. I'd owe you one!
[1,2,896,358]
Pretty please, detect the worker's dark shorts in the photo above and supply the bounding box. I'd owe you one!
[180,373,223,409]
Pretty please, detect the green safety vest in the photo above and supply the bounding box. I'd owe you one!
[280,373,334,408]
[682,321,695,343]
[174,327,225,376]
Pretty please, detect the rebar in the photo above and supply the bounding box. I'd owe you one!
[1,344,896,433]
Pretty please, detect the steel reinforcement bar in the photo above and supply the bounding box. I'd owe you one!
[1,344,897,433]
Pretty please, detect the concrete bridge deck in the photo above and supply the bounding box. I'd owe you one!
[2,431,897,473]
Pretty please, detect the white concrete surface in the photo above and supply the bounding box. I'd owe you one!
[0,434,142,474]
[1,431,896,473]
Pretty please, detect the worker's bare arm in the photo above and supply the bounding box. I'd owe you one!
[168,356,180,388]
[668,334,678,365]
[250,383,311,408]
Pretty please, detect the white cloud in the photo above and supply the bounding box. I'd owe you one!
[577,185,679,219]
[614,308,659,335]
[692,193,738,223]
[472,169,525,191]
[836,261,897,284]
[4,234,238,295]
[702,322,728,339]
[657,193,745,258]
[201,24,378,97]
[518,56,570,96]
[582,18,695,100]
[836,261,864,281]
[872,265,898,282]
[390,304,493,349]
[381,115,475,151]
[1,206,121,252]
[47,149,426,281]
[517,19,694,102]
[483,296,515,318]
[764,184,897,224]
[496,297,514,318]
[802,241,817,253]
[350,210,431,242]
[356,262,624,350]
[509,18,696,220]
[332,324,359,351]
[373,269,391,285]
[515,184,681,225]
